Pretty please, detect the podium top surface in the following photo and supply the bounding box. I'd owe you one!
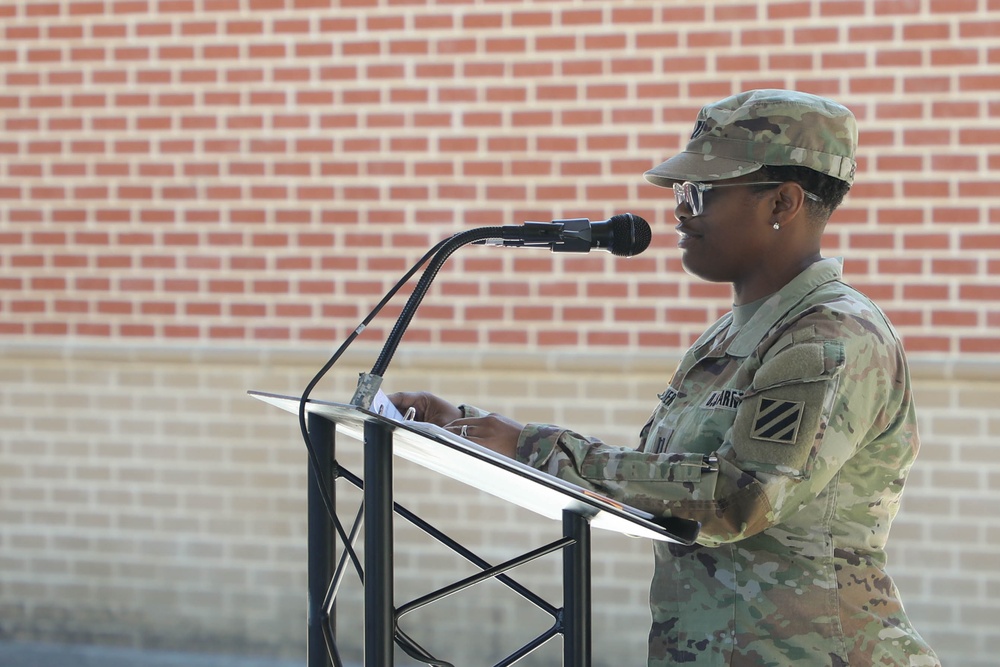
[250,390,699,545]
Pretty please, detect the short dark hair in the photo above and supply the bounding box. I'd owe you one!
[754,165,851,221]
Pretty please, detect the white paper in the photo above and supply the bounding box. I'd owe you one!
[370,389,404,420]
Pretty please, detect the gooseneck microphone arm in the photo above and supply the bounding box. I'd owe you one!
[349,225,506,408]
[298,213,651,410]
[347,213,651,407]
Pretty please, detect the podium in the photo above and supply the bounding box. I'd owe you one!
[250,390,699,667]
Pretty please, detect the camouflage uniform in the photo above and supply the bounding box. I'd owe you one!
[505,258,939,665]
[467,91,939,665]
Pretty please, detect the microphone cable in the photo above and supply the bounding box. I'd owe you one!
[297,235,453,540]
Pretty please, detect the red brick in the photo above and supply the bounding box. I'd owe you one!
[689,82,736,99]
[560,9,604,25]
[587,331,629,347]
[793,27,839,44]
[959,75,1000,91]
[538,331,578,347]
[931,259,978,275]
[959,337,1000,354]
[415,14,453,30]
[6,26,42,40]
[903,22,950,39]
[931,48,980,66]
[849,25,895,41]
[34,323,71,336]
[663,6,706,21]
[877,50,924,67]
[718,55,762,72]
[687,31,732,48]
[821,0,864,15]
[614,307,657,322]
[932,207,979,224]
[639,332,683,348]
[486,38,526,54]
[904,182,949,198]
[710,2,758,20]
[513,306,554,322]
[9,299,48,314]
[768,53,818,70]
[741,28,785,46]
[208,326,245,339]
[931,310,978,327]
[936,0,978,12]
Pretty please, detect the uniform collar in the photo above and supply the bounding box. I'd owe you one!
[725,257,844,358]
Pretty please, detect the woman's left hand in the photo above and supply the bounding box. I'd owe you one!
[445,412,524,459]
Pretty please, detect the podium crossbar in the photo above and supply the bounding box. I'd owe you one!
[396,536,574,620]
[493,623,561,667]
[336,463,559,617]
[327,500,363,614]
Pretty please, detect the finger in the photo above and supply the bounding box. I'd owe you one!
[388,392,425,419]
[445,419,476,439]
[386,391,412,409]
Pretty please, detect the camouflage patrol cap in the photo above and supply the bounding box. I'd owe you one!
[644,89,858,187]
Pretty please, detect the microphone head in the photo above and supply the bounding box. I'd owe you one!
[608,213,652,257]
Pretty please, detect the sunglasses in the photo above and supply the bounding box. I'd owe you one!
[672,180,821,216]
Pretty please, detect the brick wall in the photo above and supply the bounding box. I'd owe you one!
[2,0,1000,665]
[4,0,1000,353]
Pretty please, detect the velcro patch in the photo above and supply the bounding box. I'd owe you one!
[750,398,805,444]
[658,387,679,408]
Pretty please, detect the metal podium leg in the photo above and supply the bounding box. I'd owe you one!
[563,510,592,666]
[364,420,394,665]
[307,413,335,667]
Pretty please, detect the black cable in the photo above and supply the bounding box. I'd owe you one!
[297,236,452,522]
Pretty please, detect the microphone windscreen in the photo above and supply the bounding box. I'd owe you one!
[609,213,652,257]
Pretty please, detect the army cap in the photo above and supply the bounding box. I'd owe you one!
[644,89,858,187]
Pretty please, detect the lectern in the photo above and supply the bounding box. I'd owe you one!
[251,390,699,667]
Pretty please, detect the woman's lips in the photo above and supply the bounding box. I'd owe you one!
[675,224,700,247]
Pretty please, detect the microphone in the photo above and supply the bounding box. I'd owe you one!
[476,212,652,257]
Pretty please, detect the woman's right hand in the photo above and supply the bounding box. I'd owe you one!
[387,391,463,427]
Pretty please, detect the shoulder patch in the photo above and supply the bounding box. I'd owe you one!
[750,397,804,444]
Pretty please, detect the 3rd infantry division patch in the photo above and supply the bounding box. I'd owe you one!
[751,398,805,444]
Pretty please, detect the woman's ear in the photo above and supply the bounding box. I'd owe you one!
[770,182,808,224]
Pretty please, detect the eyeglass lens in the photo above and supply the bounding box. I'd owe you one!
[672,182,703,215]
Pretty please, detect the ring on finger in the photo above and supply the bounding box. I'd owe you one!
[460,424,468,437]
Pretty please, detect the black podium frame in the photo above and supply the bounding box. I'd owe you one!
[251,391,699,666]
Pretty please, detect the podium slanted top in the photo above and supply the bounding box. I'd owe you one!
[250,390,699,546]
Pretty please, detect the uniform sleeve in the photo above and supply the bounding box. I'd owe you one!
[514,425,773,546]
[514,312,909,547]
[458,404,489,419]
